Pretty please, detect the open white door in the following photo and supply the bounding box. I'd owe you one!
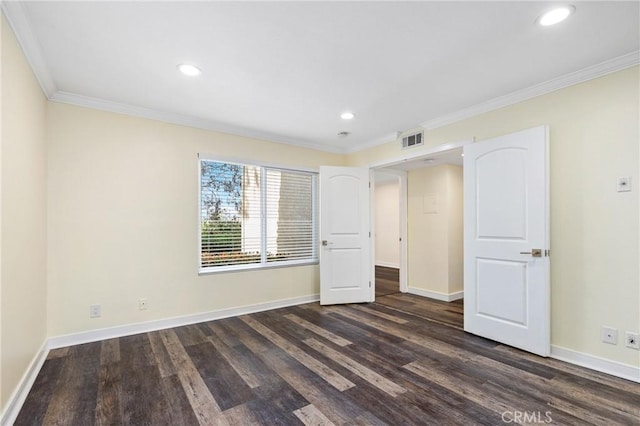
[464,126,550,356]
[320,166,372,305]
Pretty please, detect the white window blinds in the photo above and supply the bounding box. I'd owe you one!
[265,168,315,263]
[200,160,317,271]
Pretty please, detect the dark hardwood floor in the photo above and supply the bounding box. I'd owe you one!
[16,294,640,425]
[375,265,399,297]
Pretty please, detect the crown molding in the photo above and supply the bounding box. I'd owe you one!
[2,1,344,154]
[1,0,57,97]
[420,51,640,130]
[50,91,345,154]
[349,51,640,153]
[5,0,638,156]
[343,131,399,154]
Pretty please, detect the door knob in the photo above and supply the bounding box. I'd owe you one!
[520,248,542,257]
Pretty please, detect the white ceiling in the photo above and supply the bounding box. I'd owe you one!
[4,1,639,153]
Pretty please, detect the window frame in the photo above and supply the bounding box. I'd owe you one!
[198,154,319,275]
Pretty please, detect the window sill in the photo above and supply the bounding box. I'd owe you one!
[199,259,319,275]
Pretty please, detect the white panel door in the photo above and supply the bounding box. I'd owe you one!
[464,126,550,356]
[320,166,372,305]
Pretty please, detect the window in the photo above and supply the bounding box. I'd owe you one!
[199,158,318,272]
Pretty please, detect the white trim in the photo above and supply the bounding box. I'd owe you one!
[421,51,640,130]
[1,2,57,97]
[44,47,640,156]
[199,260,319,276]
[352,51,640,152]
[47,294,319,349]
[368,140,474,169]
[375,261,400,269]
[49,91,344,154]
[344,132,399,154]
[398,172,408,293]
[49,51,640,156]
[2,297,638,425]
[369,168,376,302]
[3,0,638,156]
[0,341,49,426]
[407,287,464,302]
[260,166,268,264]
[550,345,640,384]
[197,158,204,274]
[197,153,319,174]
[2,295,318,424]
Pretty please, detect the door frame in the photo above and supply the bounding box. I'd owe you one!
[369,139,474,297]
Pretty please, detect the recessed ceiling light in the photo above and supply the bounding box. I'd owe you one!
[340,111,355,120]
[177,63,202,76]
[538,5,575,26]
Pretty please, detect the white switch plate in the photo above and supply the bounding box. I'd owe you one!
[617,177,631,192]
[602,326,618,344]
[138,298,148,310]
[90,304,101,318]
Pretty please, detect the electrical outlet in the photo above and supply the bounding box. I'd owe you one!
[625,332,640,350]
[138,298,148,310]
[90,304,101,318]
[601,326,618,345]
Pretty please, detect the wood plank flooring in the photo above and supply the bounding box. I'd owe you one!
[375,266,399,297]
[16,294,640,425]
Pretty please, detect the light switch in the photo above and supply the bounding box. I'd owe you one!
[617,177,631,192]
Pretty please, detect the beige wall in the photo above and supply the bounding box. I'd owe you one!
[1,16,48,410]
[374,177,400,267]
[46,102,345,337]
[348,67,640,367]
[2,10,638,412]
[407,165,463,295]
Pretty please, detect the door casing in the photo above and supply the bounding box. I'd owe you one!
[368,140,473,298]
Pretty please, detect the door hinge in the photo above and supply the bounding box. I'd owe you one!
[369,182,371,188]
[369,231,371,238]
[545,249,551,257]
[369,281,371,288]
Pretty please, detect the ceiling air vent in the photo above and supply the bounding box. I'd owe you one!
[401,131,424,149]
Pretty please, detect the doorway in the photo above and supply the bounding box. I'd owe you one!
[372,144,466,305]
[373,171,402,296]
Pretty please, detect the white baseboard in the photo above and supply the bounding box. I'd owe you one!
[1,341,49,426]
[2,294,319,424]
[550,345,640,383]
[6,294,637,425]
[375,262,400,269]
[407,287,464,302]
[48,294,320,349]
